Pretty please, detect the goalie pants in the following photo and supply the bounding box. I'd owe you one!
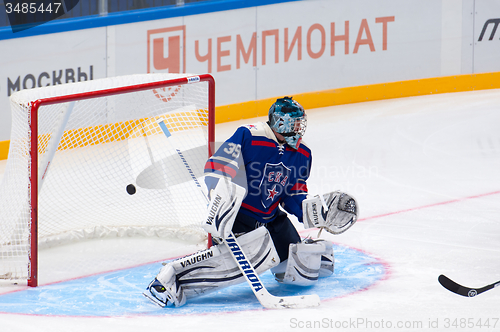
[232,209,301,263]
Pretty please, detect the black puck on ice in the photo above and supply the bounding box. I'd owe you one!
[126,184,136,195]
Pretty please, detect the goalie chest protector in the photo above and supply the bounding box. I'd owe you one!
[204,122,312,223]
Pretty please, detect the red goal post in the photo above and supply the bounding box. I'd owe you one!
[0,73,215,287]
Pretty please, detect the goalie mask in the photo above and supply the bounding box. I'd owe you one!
[268,96,307,150]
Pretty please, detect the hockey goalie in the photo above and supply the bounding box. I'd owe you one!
[144,97,358,308]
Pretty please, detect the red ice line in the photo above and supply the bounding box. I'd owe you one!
[357,190,500,222]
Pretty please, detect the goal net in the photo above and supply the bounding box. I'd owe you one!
[0,73,215,286]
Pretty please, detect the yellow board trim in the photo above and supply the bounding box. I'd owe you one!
[215,72,500,123]
[1,72,500,160]
[39,110,208,154]
[1,110,208,161]
[0,140,8,160]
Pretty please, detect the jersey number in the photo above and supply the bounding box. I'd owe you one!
[224,143,241,158]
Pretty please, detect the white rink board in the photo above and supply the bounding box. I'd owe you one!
[1,0,499,141]
[473,0,500,73]
[0,28,107,141]
[114,0,443,101]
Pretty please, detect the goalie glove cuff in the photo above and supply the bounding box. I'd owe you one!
[302,195,325,229]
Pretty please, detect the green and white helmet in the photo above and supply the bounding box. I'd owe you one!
[268,96,307,149]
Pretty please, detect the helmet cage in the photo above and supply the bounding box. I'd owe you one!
[269,112,307,137]
[268,97,307,149]
[269,112,307,149]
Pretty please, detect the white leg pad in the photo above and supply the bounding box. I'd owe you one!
[272,241,325,286]
[316,239,334,277]
[155,264,187,307]
[271,239,334,286]
[151,226,279,305]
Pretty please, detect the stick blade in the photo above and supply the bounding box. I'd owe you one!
[438,275,461,293]
[438,275,477,297]
[257,291,320,309]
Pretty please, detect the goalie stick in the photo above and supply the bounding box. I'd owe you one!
[157,121,321,309]
[438,275,500,297]
[225,232,320,309]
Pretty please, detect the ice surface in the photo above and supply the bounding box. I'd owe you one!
[1,89,499,331]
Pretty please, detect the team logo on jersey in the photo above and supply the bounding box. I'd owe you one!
[267,185,279,200]
[258,162,291,209]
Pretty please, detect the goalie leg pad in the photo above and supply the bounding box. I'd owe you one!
[144,265,186,307]
[303,238,334,277]
[272,240,326,286]
[146,227,279,306]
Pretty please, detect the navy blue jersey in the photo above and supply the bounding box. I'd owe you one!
[204,122,312,224]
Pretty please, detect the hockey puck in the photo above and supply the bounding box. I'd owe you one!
[126,184,136,195]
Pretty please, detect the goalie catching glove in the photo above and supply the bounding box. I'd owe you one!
[302,191,358,234]
[202,180,246,240]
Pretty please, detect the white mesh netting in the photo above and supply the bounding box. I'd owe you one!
[0,73,212,280]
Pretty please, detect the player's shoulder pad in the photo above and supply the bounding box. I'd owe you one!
[294,139,312,158]
[240,122,275,140]
[298,139,310,150]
